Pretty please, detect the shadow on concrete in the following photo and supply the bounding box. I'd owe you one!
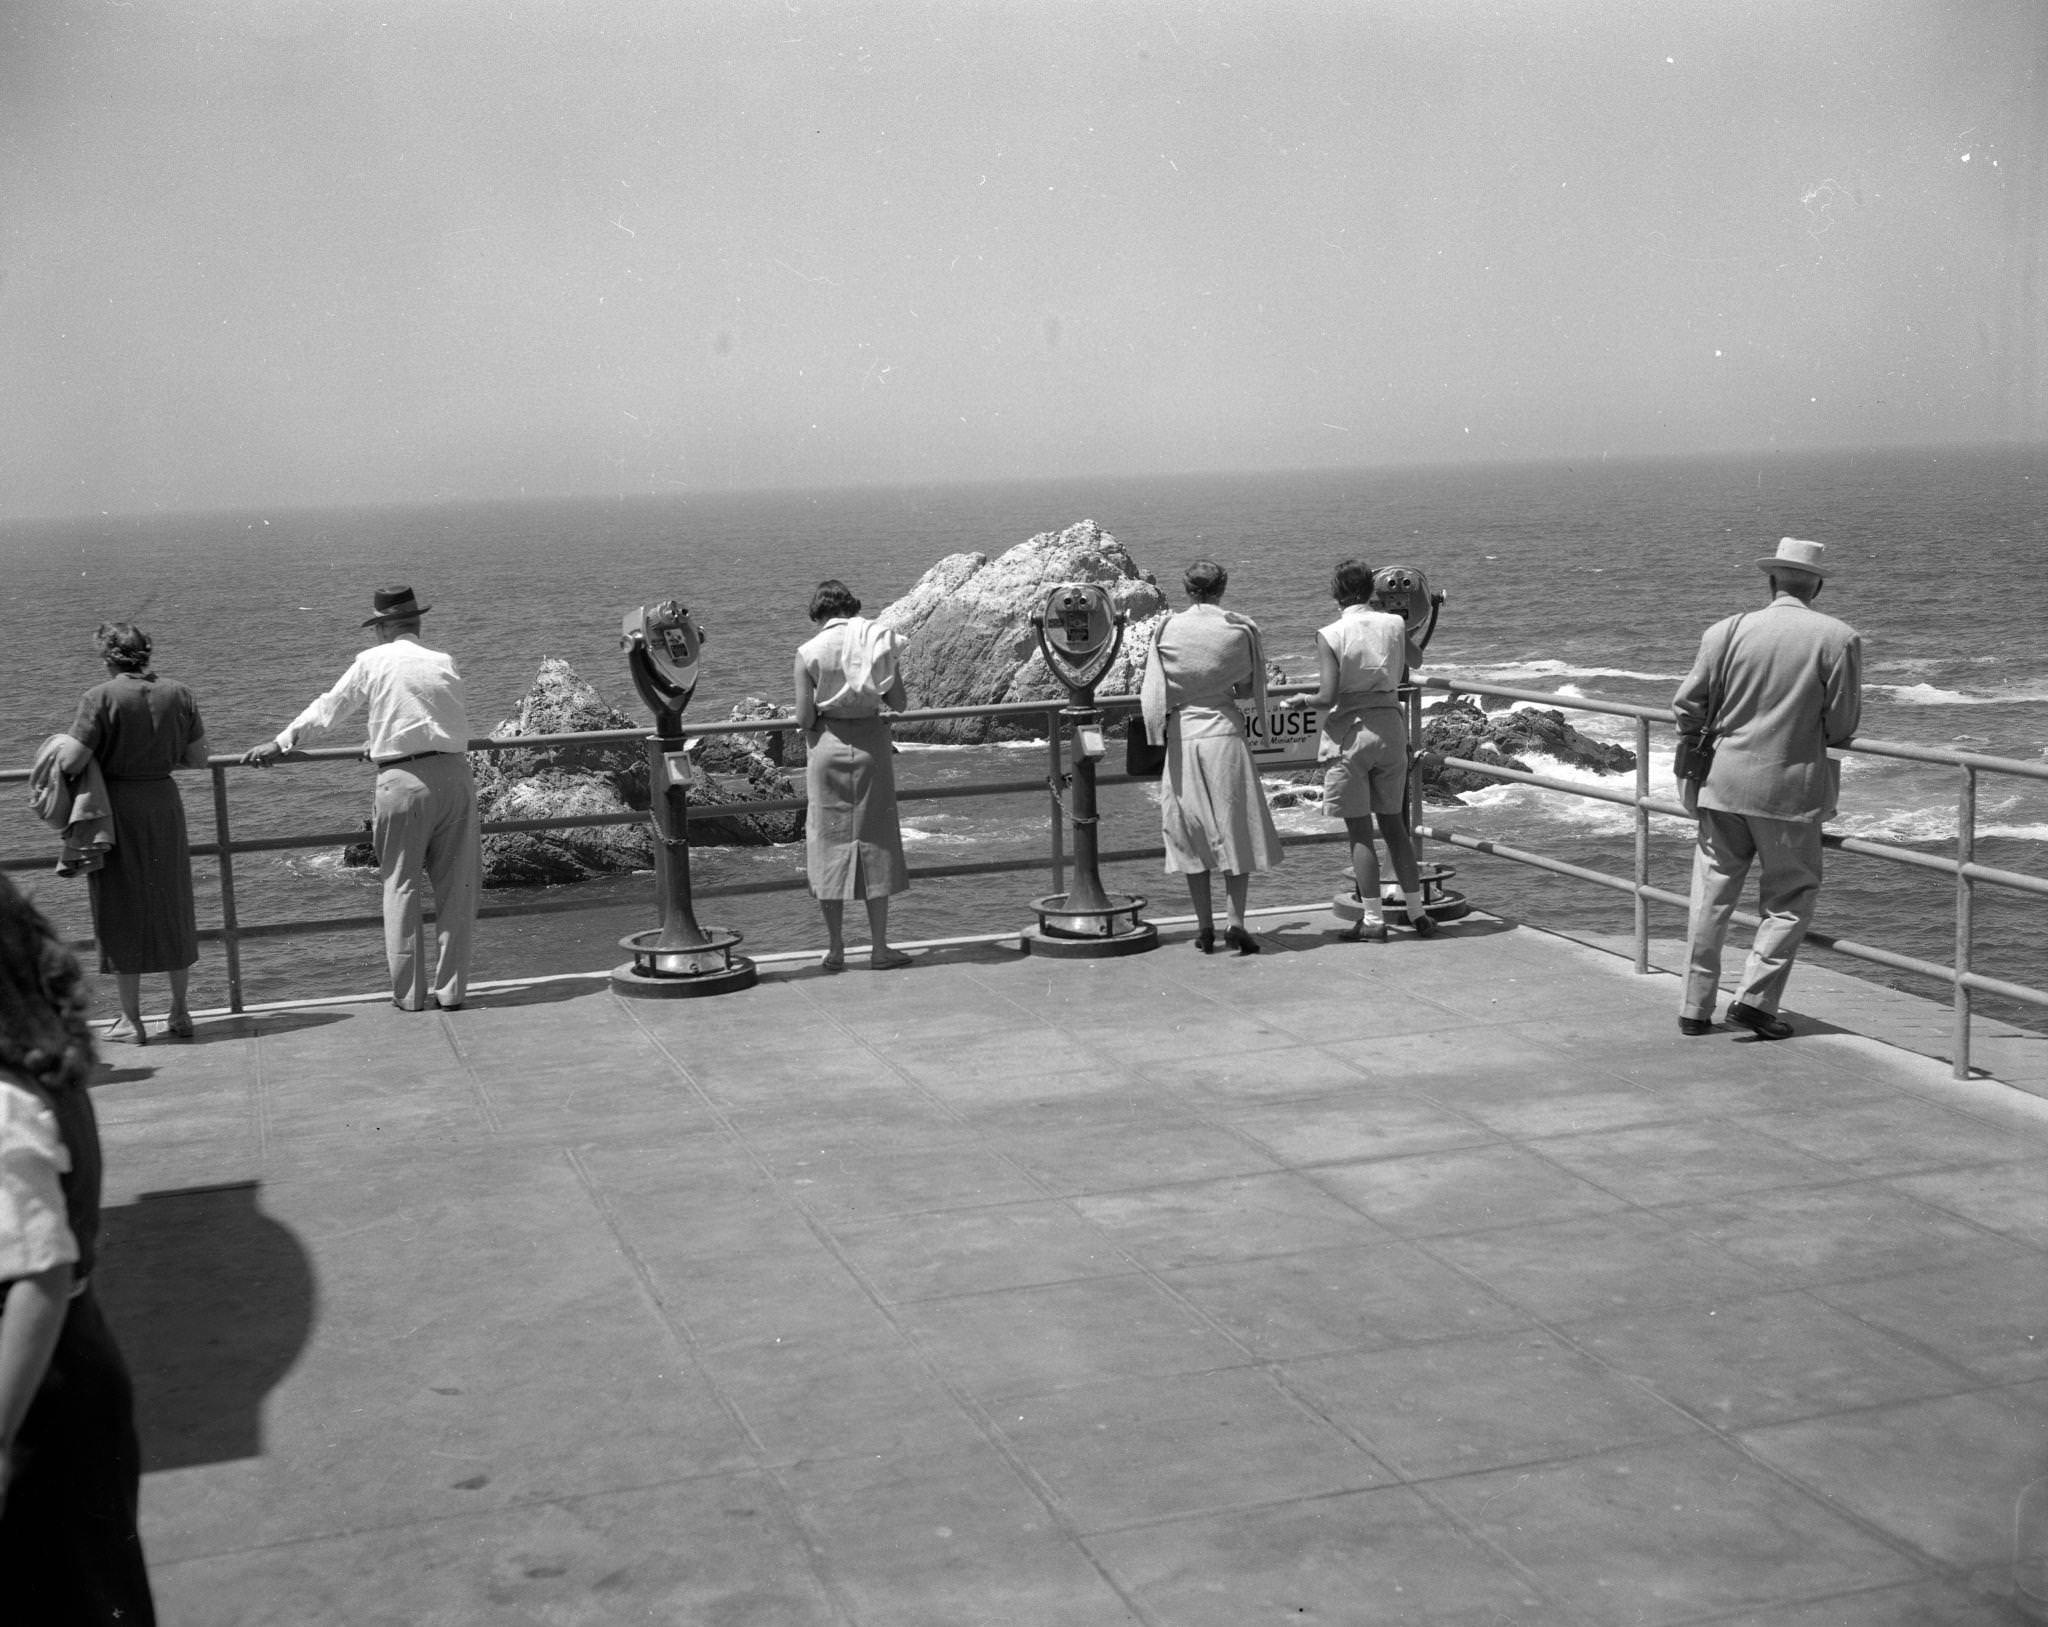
[903,942,1025,970]
[91,1065,156,1088]
[249,1011,351,1039]
[455,979,608,1010]
[96,1180,315,1472]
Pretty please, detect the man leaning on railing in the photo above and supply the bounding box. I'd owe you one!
[240,585,482,1014]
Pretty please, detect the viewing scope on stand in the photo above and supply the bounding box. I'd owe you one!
[1328,564,1471,932]
[610,600,759,998]
[1023,582,1159,958]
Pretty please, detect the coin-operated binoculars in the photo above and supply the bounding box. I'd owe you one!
[1328,564,1469,935]
[1023,583,1160,958]
[609,601,758,998]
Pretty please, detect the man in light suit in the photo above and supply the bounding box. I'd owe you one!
[1674,538,1862,1040]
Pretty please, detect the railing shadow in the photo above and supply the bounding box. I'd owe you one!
[95,1180,315,1472]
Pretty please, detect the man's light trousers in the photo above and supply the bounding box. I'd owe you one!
[1682,806,1824,1021]
[371,753,480,1011]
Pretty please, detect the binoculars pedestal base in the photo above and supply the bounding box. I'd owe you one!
[610,928,758,999]
[1023,921,1159,959]
[1024,892,1158,959]
[610,959,758,998]
[1329,862,1470,929]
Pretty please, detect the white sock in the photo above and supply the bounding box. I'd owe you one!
[1401,887,1426,921]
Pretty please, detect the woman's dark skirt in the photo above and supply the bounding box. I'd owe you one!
[88,777,197,974]
[0,1287,157,1625]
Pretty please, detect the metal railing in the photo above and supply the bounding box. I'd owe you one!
[7,683,2043,1079]
[1408,676,2048,1079]
[0,697,1350,1014]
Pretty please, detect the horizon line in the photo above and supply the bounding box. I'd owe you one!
[5,435,2041,532]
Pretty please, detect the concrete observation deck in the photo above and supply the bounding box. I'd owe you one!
[97,905,2048,1625]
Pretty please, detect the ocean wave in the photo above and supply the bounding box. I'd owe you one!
[896,737,1045,753]
[1428,657,1685,685]
[899,825,978,845]
[280,852,377,886]
[1869,682,2048,708]
[1426,750,2048,848]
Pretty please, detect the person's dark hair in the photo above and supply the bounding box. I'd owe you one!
[809,580,862,621]
[1182,561,1228,600]
[0,874,96,1098]
[96,622,152,673]
[1331,558,1376,607]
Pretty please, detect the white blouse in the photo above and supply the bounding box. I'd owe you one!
[0,1076,76,1283]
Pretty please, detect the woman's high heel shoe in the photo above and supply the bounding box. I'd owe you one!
[1193,928,1216,954]
[1224,925,1260,955]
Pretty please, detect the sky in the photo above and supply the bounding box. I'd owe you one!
[2,0,2042,522]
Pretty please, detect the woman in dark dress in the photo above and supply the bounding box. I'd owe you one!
[62,624,208,1044]
[0,872,158,1624]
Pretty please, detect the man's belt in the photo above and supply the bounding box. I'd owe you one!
[373,750,451,769]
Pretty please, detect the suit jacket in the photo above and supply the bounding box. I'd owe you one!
[1673,593,1862,823]
[29,734,115,874]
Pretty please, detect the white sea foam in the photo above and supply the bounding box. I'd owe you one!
[1869,681,2048,708]
[1428,657,1684,685]
[895,737,1045,753]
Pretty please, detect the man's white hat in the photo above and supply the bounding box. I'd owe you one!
[1755,537,1830,577]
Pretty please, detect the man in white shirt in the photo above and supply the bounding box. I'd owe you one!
[243,586,481,1012]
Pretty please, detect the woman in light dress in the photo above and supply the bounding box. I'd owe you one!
[1284,557,1438,941]
[794,581,914,971]
[1139,561,1284,953]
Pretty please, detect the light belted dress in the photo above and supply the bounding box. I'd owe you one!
[798,616,911,900]
[1140,604,1285,876]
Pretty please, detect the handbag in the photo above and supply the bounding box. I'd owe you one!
[1675,612,1747,785]
[1123,715,1167,779]
[1672,731,1715,784]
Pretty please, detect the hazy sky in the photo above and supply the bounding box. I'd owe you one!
[3,0,2041,521]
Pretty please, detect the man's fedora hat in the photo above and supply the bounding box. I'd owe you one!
[1755,537,1830,577]
[362,584,432,627]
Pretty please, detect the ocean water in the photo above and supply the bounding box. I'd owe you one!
[4,444,2044,1027]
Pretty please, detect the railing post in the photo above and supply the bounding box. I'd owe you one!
[1954,765,1976,1079]
[1633,717,1651,973]
[210,762,245,1014]
[1046,710,1066,897]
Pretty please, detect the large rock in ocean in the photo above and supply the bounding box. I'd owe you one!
[1415,695,1637,804]
[878,520,1169,743]
[344,659,804,886]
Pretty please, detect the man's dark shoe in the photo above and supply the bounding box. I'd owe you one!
[1678,1015,1714,1037]
[1726,1002,1794,1040]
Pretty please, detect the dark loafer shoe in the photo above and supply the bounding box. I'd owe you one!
[1727,1002,1794,1040]
[1678,1015,1714,1037]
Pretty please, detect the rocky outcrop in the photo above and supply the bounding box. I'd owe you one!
[340,659,803,886]
[1415,695,1637,804]
[879,520,1169,743]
